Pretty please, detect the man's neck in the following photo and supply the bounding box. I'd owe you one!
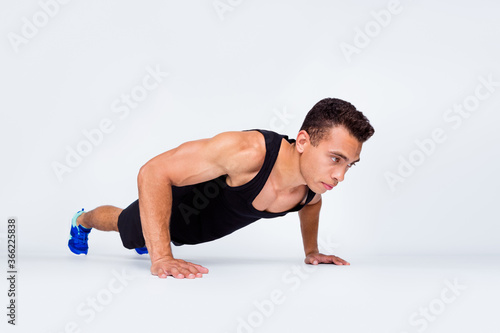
[272,140,307,192]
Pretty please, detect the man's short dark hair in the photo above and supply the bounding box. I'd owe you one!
[299,98,375,146]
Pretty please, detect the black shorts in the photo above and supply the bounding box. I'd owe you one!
[117,200,183,249]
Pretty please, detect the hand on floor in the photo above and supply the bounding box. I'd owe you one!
[151,257,209,279]
[304,252,350,266]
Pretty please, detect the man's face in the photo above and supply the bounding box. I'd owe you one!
[297,125,363,194]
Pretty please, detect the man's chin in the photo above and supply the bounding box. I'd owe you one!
[307,182,324,194]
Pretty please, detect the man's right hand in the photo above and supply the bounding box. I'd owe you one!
[151,257,209,279]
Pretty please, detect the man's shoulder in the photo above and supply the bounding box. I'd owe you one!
[219,129,288,150]
[211,130,267,175]
[212,130,266,150]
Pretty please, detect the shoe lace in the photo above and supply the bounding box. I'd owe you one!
[73,227,89,245]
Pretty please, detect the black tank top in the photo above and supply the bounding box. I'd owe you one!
[169,129,316,245]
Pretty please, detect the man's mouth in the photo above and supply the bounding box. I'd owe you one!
[322,182,334,191]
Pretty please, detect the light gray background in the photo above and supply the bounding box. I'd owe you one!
[1,1,499,332]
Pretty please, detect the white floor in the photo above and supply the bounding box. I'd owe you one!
[1,248,499,333]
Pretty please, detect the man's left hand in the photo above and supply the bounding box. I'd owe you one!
[304,252,350,265]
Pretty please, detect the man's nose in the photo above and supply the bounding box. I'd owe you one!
[331,169,345,183]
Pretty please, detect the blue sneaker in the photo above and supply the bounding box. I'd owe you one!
[68,208,92,255]
[135,247,148,255]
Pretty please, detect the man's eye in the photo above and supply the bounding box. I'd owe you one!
[347,163,357,168]
[331,157,340,163]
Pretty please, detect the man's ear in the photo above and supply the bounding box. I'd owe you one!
[295,130,310,153]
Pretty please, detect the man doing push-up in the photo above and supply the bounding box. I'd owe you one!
[68,98,375,279]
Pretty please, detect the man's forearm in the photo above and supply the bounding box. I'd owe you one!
[301,219,319,256]
[298,199,322,256]
[137,165,174,262]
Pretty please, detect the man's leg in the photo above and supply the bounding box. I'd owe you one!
[76,205,121,232]
[75,204,148,254]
